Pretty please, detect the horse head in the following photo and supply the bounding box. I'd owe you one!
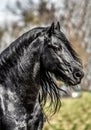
[41,22,84,86]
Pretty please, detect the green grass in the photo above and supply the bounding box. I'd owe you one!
[43,92,91,130]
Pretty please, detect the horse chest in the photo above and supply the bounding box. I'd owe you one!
[0,86,28,130]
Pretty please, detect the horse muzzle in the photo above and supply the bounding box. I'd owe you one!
[72,68,84,85]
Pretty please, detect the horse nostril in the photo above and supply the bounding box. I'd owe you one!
[74,70,84,79]
[75,72,81,77]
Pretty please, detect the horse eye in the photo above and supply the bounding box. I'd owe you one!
[53,44,62,51]
[53,42,63,50]
[48,44,58,50]
[48,43,62,51]
[53,44,59,49]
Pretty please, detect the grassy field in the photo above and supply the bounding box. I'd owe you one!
[43,92,91,130]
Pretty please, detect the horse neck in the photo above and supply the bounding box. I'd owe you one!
[18,38,41,87]
[0,37,43,112]
[17,40,42,111]
[0,30,44,84]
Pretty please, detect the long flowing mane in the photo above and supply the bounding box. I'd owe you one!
[0,27,46,82]
[0,27,45,66]
[40,69,63,114]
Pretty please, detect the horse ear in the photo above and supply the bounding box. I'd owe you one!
[55,22,60,31]
[47,22,54,37]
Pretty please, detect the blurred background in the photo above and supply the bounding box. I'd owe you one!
[0,0,91,130]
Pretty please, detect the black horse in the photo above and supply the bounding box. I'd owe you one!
[0,22,84,130]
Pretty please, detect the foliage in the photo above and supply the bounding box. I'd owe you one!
[44,92,91,130]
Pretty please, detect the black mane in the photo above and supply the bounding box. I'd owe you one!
[0,27,46,66]
[0,27,46,82]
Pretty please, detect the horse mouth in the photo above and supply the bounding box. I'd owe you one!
[54,68,83,86]
[67,79,81,86]
[58,76,82,86]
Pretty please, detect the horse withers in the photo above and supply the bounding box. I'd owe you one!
[0,22,84,130]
